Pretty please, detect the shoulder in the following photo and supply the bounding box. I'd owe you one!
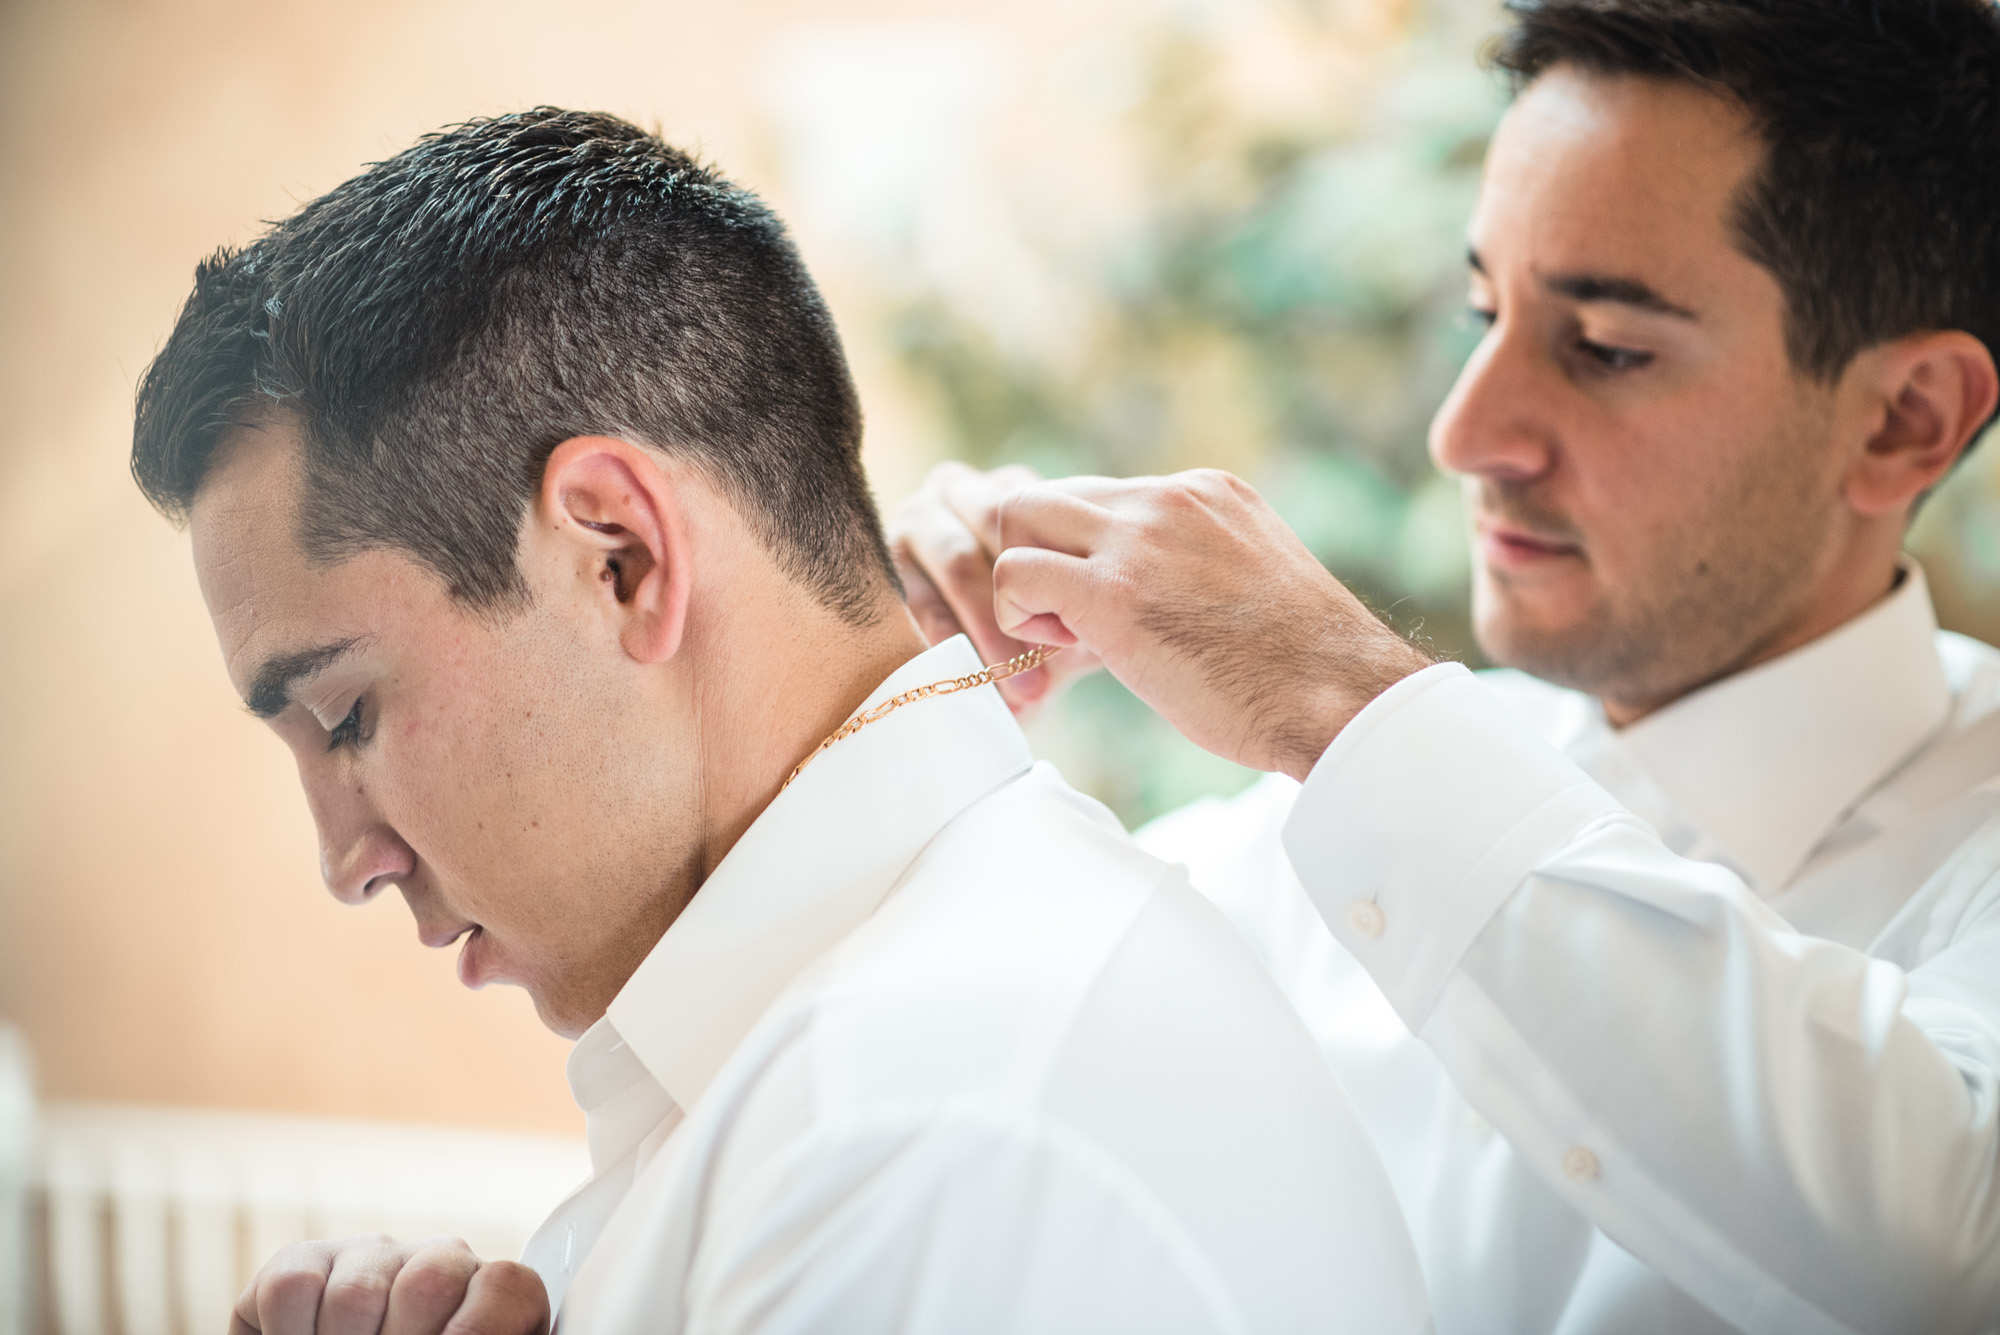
[759,762,1378,1126]
[783,763,1198,1103]
[1878,631,2000,805]
[683,767,1431,1333]
[873,760,1176,971]
[1939,629,2000,723]
[1135,771,1299,877]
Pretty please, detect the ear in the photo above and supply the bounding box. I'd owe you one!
[533,436,693,664]
[1844,330,1998,518]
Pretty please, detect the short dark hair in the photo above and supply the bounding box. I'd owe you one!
[132,107,897,621]
[1490,0,2000,387]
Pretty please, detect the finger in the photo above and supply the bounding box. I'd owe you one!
[893,547,968,648]
[938,460,1043,555]
[382,1237,481,1335]
[895,518,1048,710]
[992,547,1094,646]
[441,1261,550,1335]
[1036,639,1106,687]
[317,1235,408,1335]
[995,484,1114,560]
[1036,473,1147,506]
[246,1241,340,1335]
[897,494,1037,673]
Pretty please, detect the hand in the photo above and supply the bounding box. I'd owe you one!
[991,469,1436,780]
[888,461,1105,717]
[229,1234,549,1335]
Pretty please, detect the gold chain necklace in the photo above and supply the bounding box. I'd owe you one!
[781,644,1062,791]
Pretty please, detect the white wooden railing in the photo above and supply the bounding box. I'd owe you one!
[2,1026,34,1335]
[0,1030,587,1335]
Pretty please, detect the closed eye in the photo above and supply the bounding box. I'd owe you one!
[1576,338,1653,372]
[327,697,367,752]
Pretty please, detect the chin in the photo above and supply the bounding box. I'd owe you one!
[1473,590,1618,696]
[1477,575,1578,655]
[527,985,597,1041]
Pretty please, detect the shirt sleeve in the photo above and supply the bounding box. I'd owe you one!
[1284,662,2000,1335]
[681,1108,1244,1335]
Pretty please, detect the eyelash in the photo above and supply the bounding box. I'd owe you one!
[327,698,367,752]
[1576,339,1653,372]
[1462,306,1654,373]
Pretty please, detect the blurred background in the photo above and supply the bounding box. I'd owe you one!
[2,0,1996,1327]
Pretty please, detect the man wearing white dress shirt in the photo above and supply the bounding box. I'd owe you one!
[131,110,1430,1334]
[892,1,2000,1331]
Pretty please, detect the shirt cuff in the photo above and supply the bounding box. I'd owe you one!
[1281,663,1625,1032]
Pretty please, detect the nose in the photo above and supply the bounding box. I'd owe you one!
[1429,317,1559,484]
[302,771,416,905]
[322,826,416,905]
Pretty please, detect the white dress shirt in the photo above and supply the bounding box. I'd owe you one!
[1140,564,2000,1335]
[520,636,1431,1335]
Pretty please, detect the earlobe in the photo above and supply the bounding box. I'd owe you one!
[537,436,692,664]
[1847,331,1998,517]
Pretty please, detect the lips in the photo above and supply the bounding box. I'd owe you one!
[413,920,494,989]
[455,925,493,989]
[1476,517,1584,570]
[419,921,476,949]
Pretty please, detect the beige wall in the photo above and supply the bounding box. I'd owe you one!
[0,0,1142,1135]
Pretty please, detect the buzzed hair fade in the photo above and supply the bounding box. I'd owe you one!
[132,108,899,622]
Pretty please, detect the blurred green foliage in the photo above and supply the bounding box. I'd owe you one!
[892,2,1503,824]
[889,0,2000,827]
[1912,431,2000,647]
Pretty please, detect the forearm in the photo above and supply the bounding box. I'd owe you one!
[1285,665,2000,1334]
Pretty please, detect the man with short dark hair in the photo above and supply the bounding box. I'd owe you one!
[134,110,1431,1335]
[895,1,2000,1331]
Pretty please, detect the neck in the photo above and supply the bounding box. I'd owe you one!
[687,588,928,881]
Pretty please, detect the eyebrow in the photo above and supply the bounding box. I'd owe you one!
[245,638,362,719]
[1467,248,1698,320]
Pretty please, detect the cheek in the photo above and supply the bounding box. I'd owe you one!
[1564,400,1755,558]
[1583,415,1829,601]
[385,657,641,887]
[370,688,542,878]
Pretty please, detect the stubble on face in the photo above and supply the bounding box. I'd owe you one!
[1472,397,1835,712]
[1444,70,1854,719]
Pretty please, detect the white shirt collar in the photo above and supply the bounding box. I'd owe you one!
[1600,561,1951,894]
[568,635,1032,1144]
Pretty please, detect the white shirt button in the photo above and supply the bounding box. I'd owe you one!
[1347,900,1386,938]
[1561,1146,1600,1182]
